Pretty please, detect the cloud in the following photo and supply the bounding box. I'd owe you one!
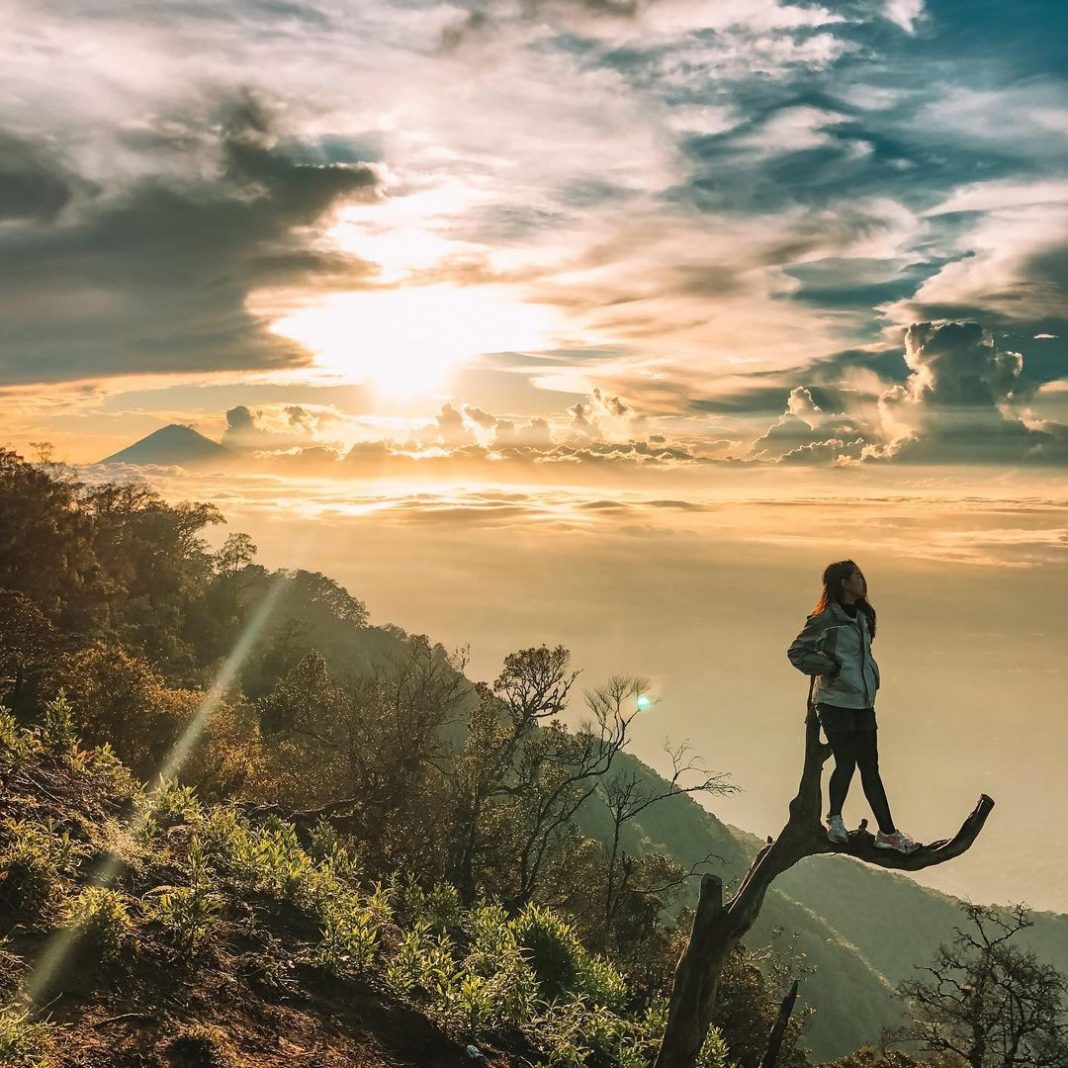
[221,402,343,452]
[882,0,924,33]
[870,321,1068,464]
[883,181,1068,333]
[748,385,870,462]
[0,91,382,386]
[0,129,91,222]
[742,322,1068,466]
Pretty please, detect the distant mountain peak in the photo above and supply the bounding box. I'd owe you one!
[98,423,234,467]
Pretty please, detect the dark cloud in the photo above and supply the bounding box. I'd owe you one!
[0,90,382,385]
[743,321,1068,466]
[873,320,1067,463]
[221,400,338,451]
[0,130,88,222]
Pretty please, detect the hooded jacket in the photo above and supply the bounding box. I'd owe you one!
[787,601,881,709]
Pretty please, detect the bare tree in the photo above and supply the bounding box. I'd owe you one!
[655,705,995,1068]
[596,739,735,949]
[502,671,647,911]
[893,902,1068,1068]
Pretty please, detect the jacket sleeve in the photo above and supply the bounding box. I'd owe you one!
[787,613,838,676]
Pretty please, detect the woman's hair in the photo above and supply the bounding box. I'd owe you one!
[813,559,877,639]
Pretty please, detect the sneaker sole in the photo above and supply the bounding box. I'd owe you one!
[873,841,921,853]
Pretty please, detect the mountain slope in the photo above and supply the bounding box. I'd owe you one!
[98,424,234,467]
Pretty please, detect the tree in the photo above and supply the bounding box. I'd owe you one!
[447,647,650,912]
[254,636,472,876]
[447,644,581,905]
[0,448,107,633]
[594,741,735,953]
[0,589,62,712]
[894,902,1068,1068]
[654,704,994,1068]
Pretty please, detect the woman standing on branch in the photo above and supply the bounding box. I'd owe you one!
[787,560,920,854]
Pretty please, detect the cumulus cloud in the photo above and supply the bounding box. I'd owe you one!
[745,322,1068,466]
[221,402,343,452]
[747,385,869,462]
[870,321,1067,463]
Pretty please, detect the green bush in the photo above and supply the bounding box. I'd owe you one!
[384,920,453,996]
[510,904,581,1001]
[317,902,379,976]
[0,1007,56,1067]
[393,874,463,933]
[0,711,37,772]
[63,886,132,959]
[140,778,201,835]
[510,903,630,1013]
[0,819,75,918]
[40,691,78,756]
[150,884,220,955]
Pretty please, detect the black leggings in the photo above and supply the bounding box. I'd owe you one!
[824,726,896,835]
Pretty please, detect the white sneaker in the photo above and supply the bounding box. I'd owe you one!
[825,815,849,845]
[874,829,921,853]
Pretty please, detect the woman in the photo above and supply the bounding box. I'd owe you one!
[787,560,920,854]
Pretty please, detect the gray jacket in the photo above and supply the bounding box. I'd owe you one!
[787,602,881,709]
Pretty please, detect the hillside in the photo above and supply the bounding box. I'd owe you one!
[0,713,683,1068]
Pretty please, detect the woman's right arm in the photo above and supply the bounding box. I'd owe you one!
[787,613,838,676]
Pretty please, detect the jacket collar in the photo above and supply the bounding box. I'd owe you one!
[829,602,862,625]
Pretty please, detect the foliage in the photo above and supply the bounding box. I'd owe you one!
[0,1007,56,1067]
[140,778,202,836]
[0,818,76,919]
[62,886,133,959]
[147,838,221,955]
[165,1023,236,1068]
[317,903,380,976]
[0,710,38,772]
[40,691,78,757]
[509,903,628,1012]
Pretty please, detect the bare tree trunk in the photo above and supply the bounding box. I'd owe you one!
[760,979,799,1068]
[655,708,995,1068]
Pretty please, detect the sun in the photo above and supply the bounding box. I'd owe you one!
[265,284,563,400]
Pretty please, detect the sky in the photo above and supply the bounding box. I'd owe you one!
[1,1,1067,908]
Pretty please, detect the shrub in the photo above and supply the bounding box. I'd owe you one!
[0,819,75,918]
[510,904,581,1001]
[317,901,379,976]
[573,951,629,1014]
[510,902,630,1013]
[141,778,201,834]
[78,743,138,803]
[0,1007,56,1067]
[384,920,453,996]
[40,690,78,756]
[393,874,463,933]
[165,1023,235,1068]
[148,842,220,957]
[63,886,132,959]
[150,884,220,955]
[428,970,495,1038]
[0,710,37,771]
[236,933,299,997]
